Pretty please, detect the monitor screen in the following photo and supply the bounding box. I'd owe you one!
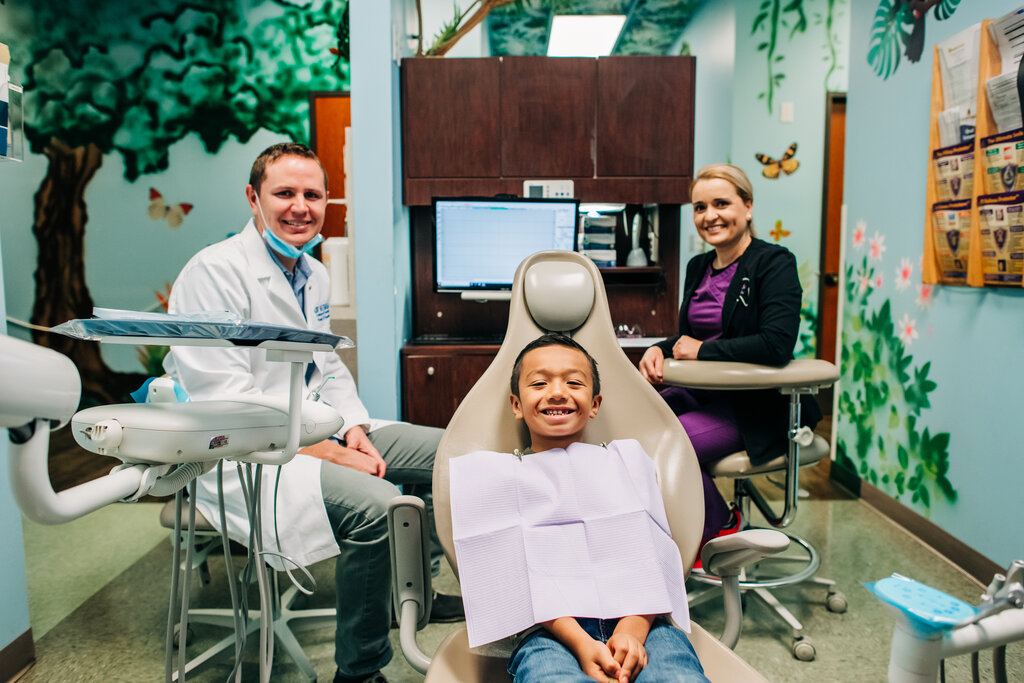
[434,197,579,291]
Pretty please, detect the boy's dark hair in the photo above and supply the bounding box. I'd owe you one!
[510,333,600,397]
[249,142,328,195]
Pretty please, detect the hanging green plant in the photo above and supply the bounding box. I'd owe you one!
[752,0,808,114]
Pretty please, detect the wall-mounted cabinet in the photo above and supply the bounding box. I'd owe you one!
[400,55,696,206]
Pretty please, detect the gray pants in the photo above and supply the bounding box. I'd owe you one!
[320,422,443,677]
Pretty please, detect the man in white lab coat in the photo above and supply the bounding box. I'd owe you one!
[164,142,461,683]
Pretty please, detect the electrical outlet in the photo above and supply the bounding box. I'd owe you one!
[523,180,575,198]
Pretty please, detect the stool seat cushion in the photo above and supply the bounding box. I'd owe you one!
[709,434,830,479]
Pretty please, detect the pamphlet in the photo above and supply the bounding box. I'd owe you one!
[931,200,971,285]
[978,191,1024,285]
[981,129,1024,193]
[932,141,974,201]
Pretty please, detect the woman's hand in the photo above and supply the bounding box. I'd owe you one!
[606,632,648,683]
[638,346,665,384]
[671,335,703,360]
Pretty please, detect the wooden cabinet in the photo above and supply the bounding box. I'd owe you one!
[401,345,499,428]
[401,58,501,180]
[400,55,696,205]
[401,344,649,427]
[595,56,695,178]
[501,57,595,178]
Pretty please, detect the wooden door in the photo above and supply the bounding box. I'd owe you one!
[817,93,846,413]
[310,91,350,240]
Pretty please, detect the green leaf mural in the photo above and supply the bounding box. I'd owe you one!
[867,0,961,80]
[837,225,956,511]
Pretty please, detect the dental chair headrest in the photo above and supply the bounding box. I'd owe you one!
[523,260,595,332]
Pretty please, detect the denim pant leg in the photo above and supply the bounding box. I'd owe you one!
[321,461,401,677]
[634,621,710,683]
[366,423,445,575]
[507,624,596,683]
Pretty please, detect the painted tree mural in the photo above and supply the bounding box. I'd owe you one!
[2,0,349,403]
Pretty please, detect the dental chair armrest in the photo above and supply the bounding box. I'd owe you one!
[700,529,790,578]
[387,495,433,674]
[663,359,839,393]
[699,529,790,650]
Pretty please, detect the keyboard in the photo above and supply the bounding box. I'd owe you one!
[410,333,504,345]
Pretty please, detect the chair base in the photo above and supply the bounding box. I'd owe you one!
[172,581,336,682]
[688,530,847,662]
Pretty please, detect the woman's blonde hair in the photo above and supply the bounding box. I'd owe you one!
[690,163,756,237]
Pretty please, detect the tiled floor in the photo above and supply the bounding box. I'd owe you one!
[17,478,1023,682]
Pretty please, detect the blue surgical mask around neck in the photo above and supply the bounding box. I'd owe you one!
[255,195,324,259]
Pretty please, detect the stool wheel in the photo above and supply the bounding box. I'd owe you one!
[792,636,816,661]
[826,590,848,613]
[173,624,195,647]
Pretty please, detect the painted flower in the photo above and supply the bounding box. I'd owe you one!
[895,258,913,291]
[853,220,866,249]
[858,270,871,294]
[898,313,919,346]
[869,232,887,261]
[916,284,934,309]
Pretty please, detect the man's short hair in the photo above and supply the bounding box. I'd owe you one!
[510,333,601,397]
[249,142,328,195]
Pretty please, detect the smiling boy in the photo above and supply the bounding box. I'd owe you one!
[504,334,709,683]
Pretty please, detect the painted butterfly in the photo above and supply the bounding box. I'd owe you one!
[148,188,193,228]
[770,219,791,242]
[755,142,799,179]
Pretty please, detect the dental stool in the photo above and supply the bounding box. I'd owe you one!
[159,500,335,681]
[388,250,790,682]
[662,359,844,661]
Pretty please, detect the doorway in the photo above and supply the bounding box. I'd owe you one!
[816,92,846,414]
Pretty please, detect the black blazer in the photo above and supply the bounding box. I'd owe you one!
[653,238,822,464]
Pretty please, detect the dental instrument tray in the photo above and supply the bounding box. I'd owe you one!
[52,308,353,350]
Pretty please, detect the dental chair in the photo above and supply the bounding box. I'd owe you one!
[660,355,843,661]
[388,250,790,681]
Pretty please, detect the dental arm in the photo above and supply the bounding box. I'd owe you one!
[2,334,342,525]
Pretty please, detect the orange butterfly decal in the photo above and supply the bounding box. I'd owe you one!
[149,188,193,228]
[770,220,791,242]
[755,142,799,179]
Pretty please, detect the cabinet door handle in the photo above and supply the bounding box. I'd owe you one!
[426,366,435,376]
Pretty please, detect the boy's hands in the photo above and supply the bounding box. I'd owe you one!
[606,632,648,682]
[576,638,626,683]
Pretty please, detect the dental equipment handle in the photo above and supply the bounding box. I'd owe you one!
[239,347,310,466]
[9,418,148,525]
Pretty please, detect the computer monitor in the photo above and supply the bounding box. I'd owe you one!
[433,197,580,293]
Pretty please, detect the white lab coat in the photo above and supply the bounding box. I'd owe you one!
[164,221,383,569]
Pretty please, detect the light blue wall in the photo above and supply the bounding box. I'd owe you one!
[349,0,409,420]
[843,0,1024,566]
[729,0,850,355]
[677,0,736,269]
[0,218,33,653]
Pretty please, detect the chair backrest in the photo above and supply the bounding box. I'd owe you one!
[432,250,705,578]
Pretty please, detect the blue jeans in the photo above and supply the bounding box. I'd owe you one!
[320,423,443,678]
[508,617,710,682]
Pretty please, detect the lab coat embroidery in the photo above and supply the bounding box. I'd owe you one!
[315,302,330,322]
